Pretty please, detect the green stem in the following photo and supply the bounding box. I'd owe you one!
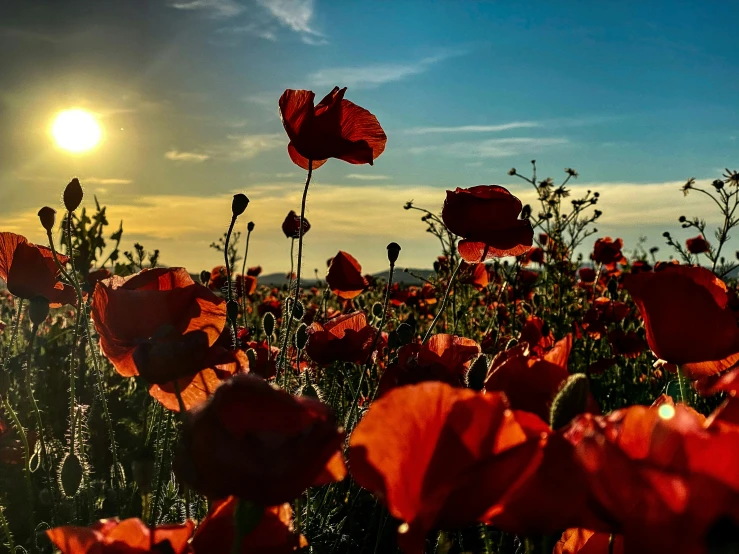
[0,505,15,554]
[224,215,238,347]
[422,259,464,343]
[239,227,253,328]
[677,367,689,405]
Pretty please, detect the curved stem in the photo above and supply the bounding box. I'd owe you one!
[422,259,464,343]
[223,216,238,347]
[239,227,252,328]
[367,262,395,374]
[2,396,34,549]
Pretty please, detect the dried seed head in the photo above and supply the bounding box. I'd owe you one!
[386,242,401,264]
[232,193,250,217]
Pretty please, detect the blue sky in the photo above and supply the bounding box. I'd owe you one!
[1,0,737,273]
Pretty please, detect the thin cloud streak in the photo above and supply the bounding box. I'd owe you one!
[405,121,542,134]
[310,50,468,89]
[255,0,326,43]
[165,150,211,162]
[345,174,390,181]
[82,177,133,185]
[168,0,245,18]
[409,137,569,158]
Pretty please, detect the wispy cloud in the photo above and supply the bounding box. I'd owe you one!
[223,133,283,160]
[255,0,324,43]
[168,0,244,18]
[216,22,277,41]
[409,137,569,158]
[346,174,390,181]
[405,121,541,135]
[165,150,211,162]
[82,177,133,185]
[310,50,466,89]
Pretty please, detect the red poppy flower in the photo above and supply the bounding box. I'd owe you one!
[519,315,554,356]
[281,210,311,239]
[553,529,624,554]
[174,373,346,505]
[244,340,279,380]
[257,296,282,319]
[234,274,257,297]
[376,334,480,396]
[686,235,711,254]
[695,366,739,396]
[564,404,739,554]
[528,247,545,264]
[441,186,534,263]
[278,86,386,170]
[349,382,531,553]
[208,266,228,293]
[0,232,76,307]
[91,267,242,411]
[630,260,652,274]
[624,265,739,378]
[304,311,376,366]
[326,251,368,299]
[247,266,262,277]
[484,335,600,423]
[85,268,112,290]
[191,497,307,554]
[608,329,645,358]
[578,267,596,284]
[459,262,489,290]
[46,518,194,554]
[591,237,625,265]
[349,382,592,553]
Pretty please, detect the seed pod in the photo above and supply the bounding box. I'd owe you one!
[227,300,239,322]
[294,323,308,350]
[396,323,413,345]
[245,348,257,369]
[465,355,489,391]
[386,242,401,264]
[232,194,250,217]
[63,178,84,211]
[550,373,590,430]
[262,312,275,337]
[200,270,211,285]
[59,453,84,498]
[28,296,50,326]
[247,221,255,232]
[372,302,384,318]
[292,300,304,320]
[38,206,56,232]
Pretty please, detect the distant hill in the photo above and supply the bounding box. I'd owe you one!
[258,268,436,287]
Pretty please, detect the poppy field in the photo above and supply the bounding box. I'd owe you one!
[2,86,739,554]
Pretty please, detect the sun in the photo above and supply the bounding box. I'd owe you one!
[51,109,102,153]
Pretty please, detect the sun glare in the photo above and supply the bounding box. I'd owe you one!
[51,109,102,153]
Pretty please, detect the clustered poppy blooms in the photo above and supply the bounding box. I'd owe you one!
[441,185,534,263]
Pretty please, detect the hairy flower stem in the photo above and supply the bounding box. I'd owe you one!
[1,299,24,373]
[46,225,124,496]
[423,259,464,343]
[367,261,395,388]
[24,326,49,472]
[677,367,689,405]
[239,226,253,328]
[224,215,238,347]
[278,162,313,377]
[0,505,15,554]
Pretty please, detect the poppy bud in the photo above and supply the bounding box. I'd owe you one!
[465,355,489,391]
[38,206,56,231]
[396,323,413,345]
[508,168,517,176]
[295,323,308,350]
[292,300,304,320]
[607,277,619,298]
[247,221,255,232]
[433,261,441,273]
[59,453,84,498]
[521,204,532,219]
[232,193,250,217]
[199,270,210,285]
[549,373,590,430]
[29,296,50,326]
[372,302,384,318]
[262,312,275,337]
[245,348,258,369]
[386,242,401,264]
[227,300,239,323]
[712,179,725,190]
[63,178,84,212]
[678,215,687,223]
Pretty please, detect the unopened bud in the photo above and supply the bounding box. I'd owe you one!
[200,270,210,285]
[607,277,619,298]
[549,373,590,430]
[38,206,56,232]
[232,193,250,217]
[387,242,401,264]
[247,221,255,232]
[63,178,84,212]
[227,300,239,322]
[295,323,308,350]
[521,204,532,219]
[59,453,84,498]
[292,300,304,320]
[262,312,275,337]
[396,323,413,345]
[465,355,489,391]
[245,348,257,369]
[29,296,50,326]
[372,302,384,318]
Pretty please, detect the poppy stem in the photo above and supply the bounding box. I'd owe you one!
[278,161,313,376]
[240,225,253,329]
[0,505,15,554]
[677,367,689,405]
[66,212,81,456]
[224,215,238,347]
[45,227,125,498]
[422,259,464,344]
[366,259,395,382]
[608,533,615,554]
